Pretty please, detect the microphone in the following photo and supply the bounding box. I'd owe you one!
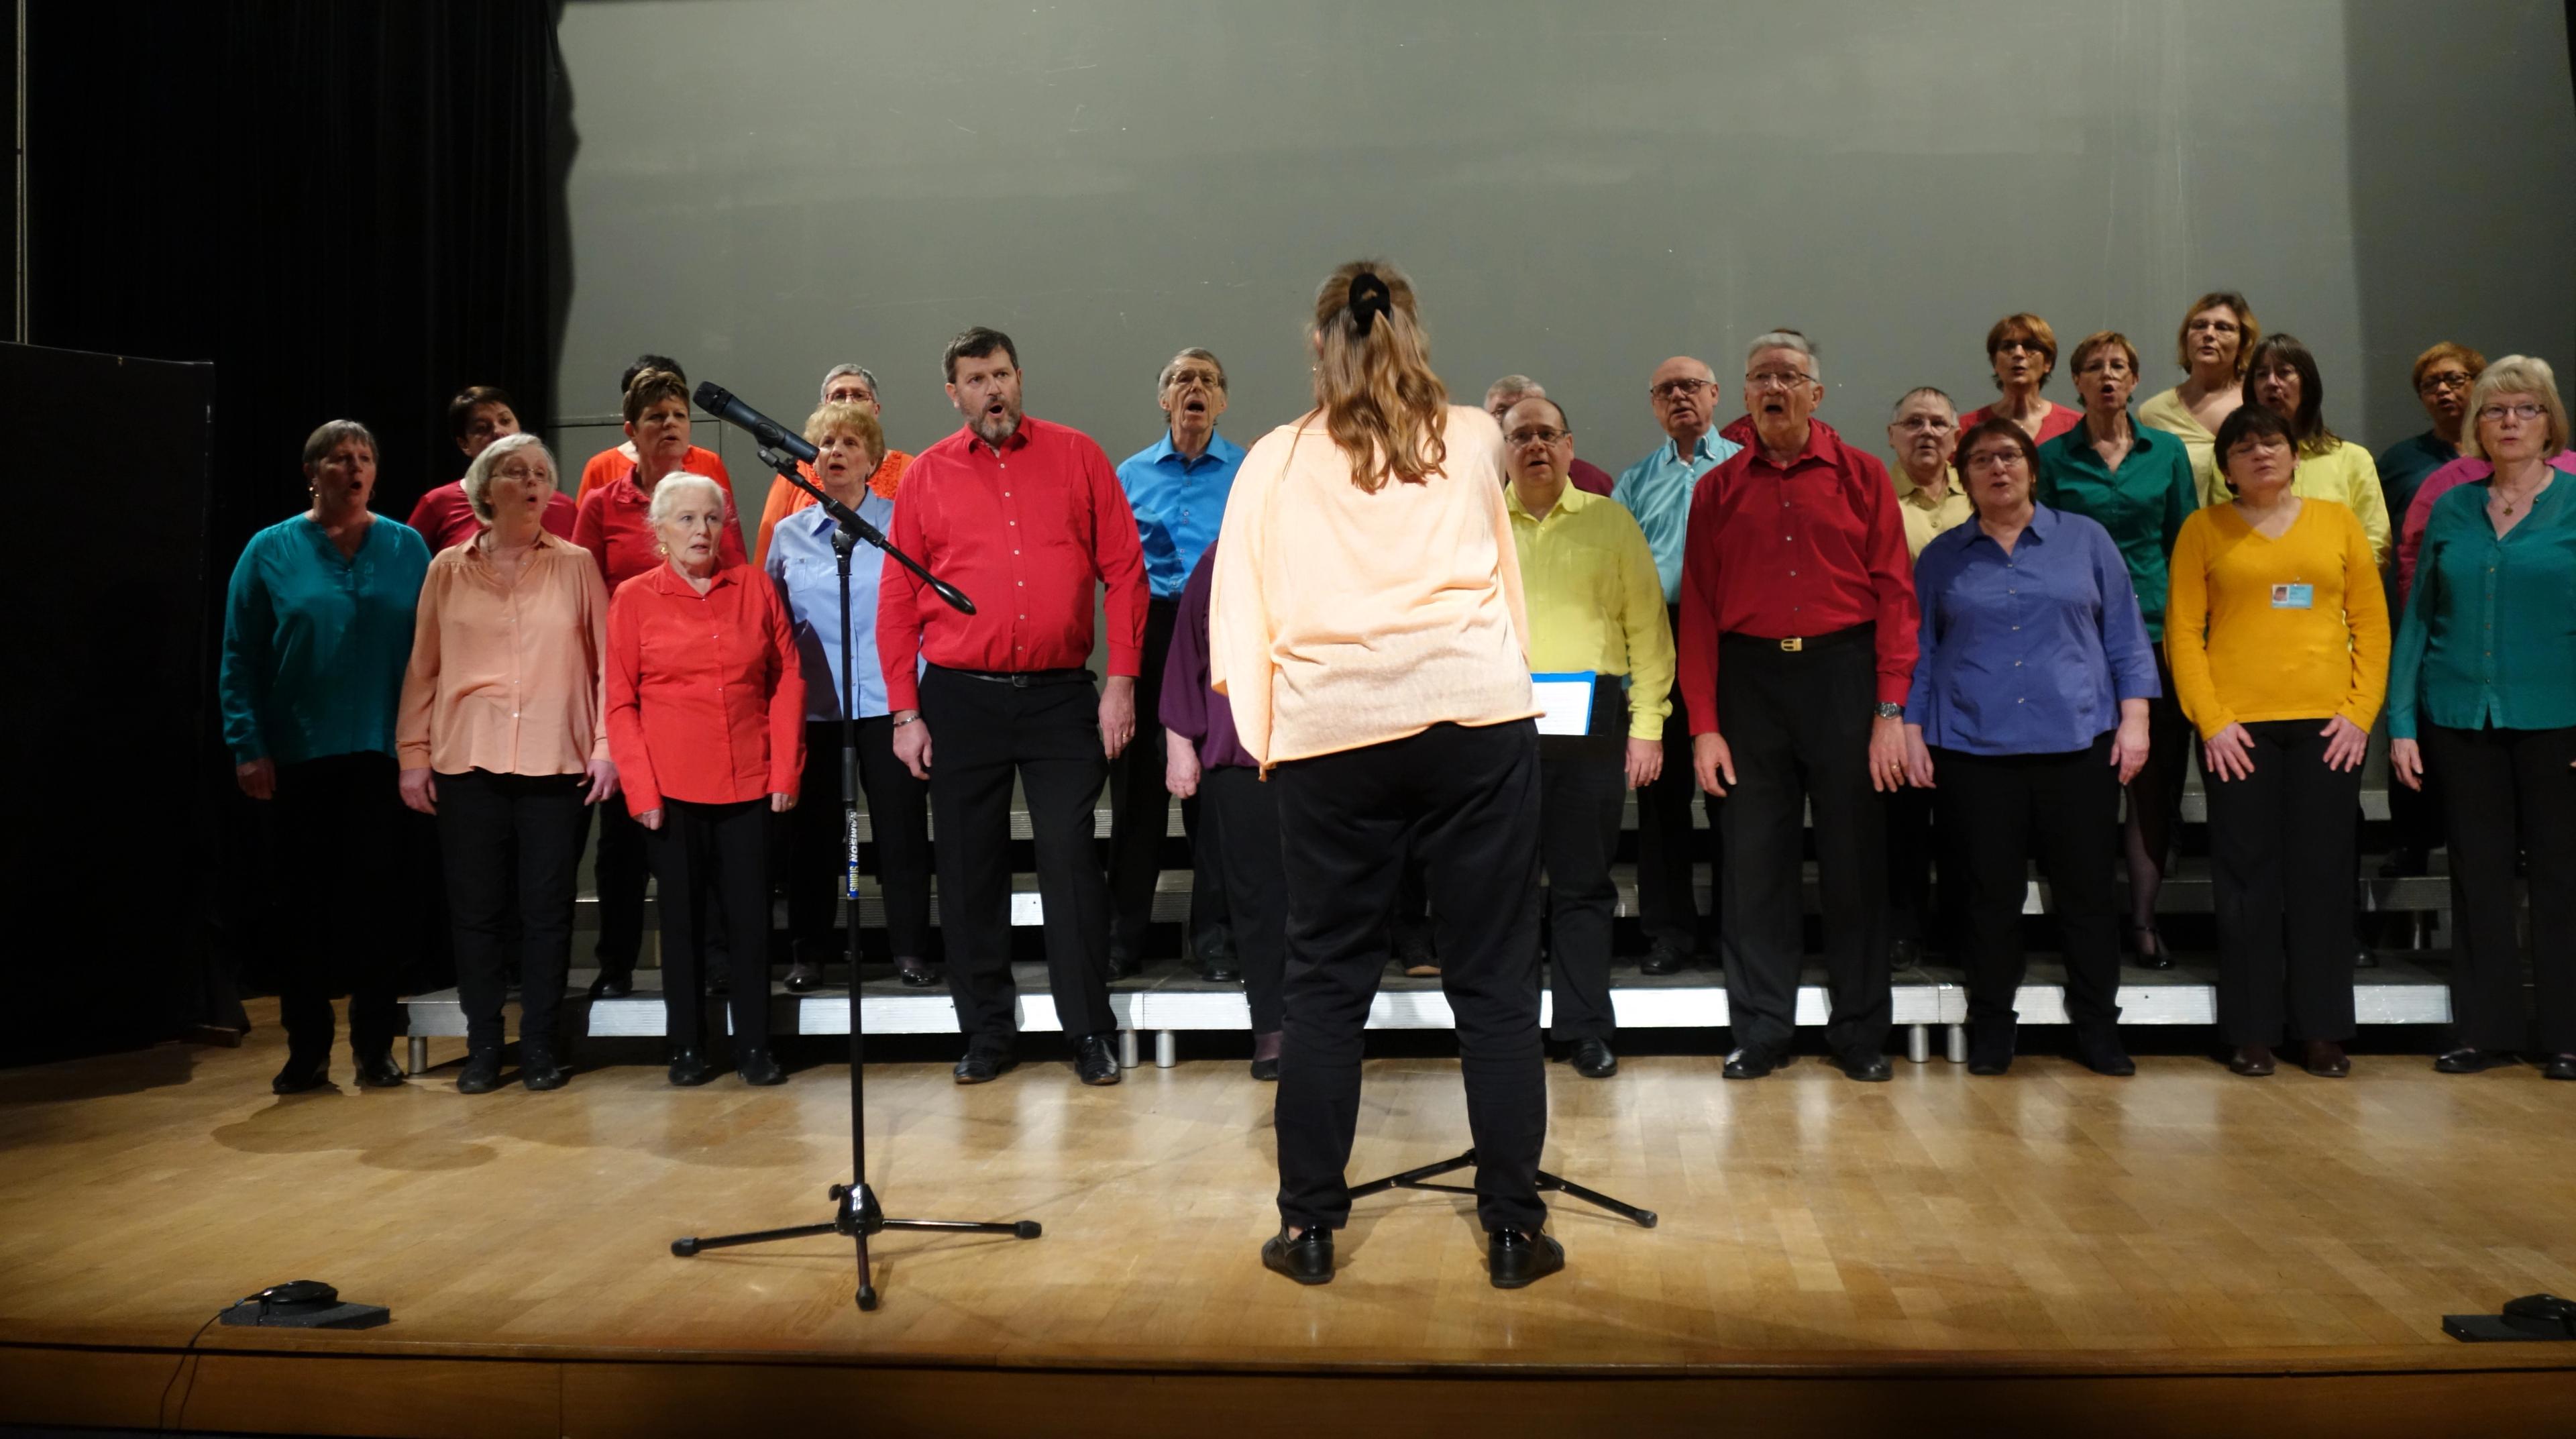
[694,381,818,466]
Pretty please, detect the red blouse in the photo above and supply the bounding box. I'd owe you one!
[604,562,805,815]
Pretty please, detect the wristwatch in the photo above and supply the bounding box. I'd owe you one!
[1872,703,1904,720]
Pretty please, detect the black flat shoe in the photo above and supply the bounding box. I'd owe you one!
[737,1047,784,1086]
[2435,1047,2504,1074]
[352,1053,407,1089]
[1262,1226,1334,1285]
[1722,1046,1780,1079]
[2074,1030,2135,1077]
[895,956,939,989]
[1570,1038,1619,1079]
[782,961,822,994]
[1890,937,1923,969]
[271,1053,330,1095]
[2544,1055,2576,1081]
[1248,1056,1280,1081]
[457,1048,504,1094]
[2228,1045,2275,1077]
[1075,1033,1123,1085]
[587,969,634,1000]
[1487,1228,1565,1290]
[1966,1054,2011,1076]
[667,1049,711,1087]
[521,1049,570,1091]
[953,1050,1015,1084]
[2302,1041,2351,1078]
[1197,957,1244,983]
[1638,939,1688,977]
[2353,945,2379,970]
[1105,941,1140,983]
[1839,1053,1894,1083]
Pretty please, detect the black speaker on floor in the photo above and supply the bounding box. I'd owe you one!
[217,1280,389,1331]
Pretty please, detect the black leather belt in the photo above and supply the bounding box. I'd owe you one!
[1719,623,1874,654]
[934,665,1094,688]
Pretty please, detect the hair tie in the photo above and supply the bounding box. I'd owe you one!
[1348,272,1392,336]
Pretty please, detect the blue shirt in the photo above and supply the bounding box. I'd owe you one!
[1613,431,1741,603]
[2386,478,2576,738]
[1116,430,1245,599]
[1904,504,2161,755]
[218,514,432,765]
[765,494,901,721]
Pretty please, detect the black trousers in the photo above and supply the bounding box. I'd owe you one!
[2204,719,2360,1045]
[1202,765,1287,1034]
[1935,737,2124,1040]
[1542,678,1629,1043]
[2125,651,2194,882]
[786,716,932,963]
[595,785,731,975]
[1715,631,1890,1059]
[1635,602,1717,953]
[647,796,773,1051]
[921,665,1117,1050]
[1106,596,1229,958]
[1883,784,1950,951]
[1273,721,1546,1235]
[271,752,409,1063]
[437,769,583,1053]
[2428,724,2576,1053]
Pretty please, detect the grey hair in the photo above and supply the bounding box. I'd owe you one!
[646,472,727,527]
[460,432,557,525]
[1485,374,1542,407]
[1891,386,1954,420]
[2463,354,2570,461]
[820,363,879,402]
[1746,330,1821,385]
[1158,347,1228,393]
[300,419,377,471]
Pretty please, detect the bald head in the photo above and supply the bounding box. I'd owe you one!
[1648,355,1720,445]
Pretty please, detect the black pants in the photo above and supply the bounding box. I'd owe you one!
[1542,678,1629,1043]
[2204,719,2359,1045]
[2428,724,2576,1053]
[1203,765,1287,1034]
[786,716,932,963]
[1883,784,1950,953]
[272,752,408,1063]
[1106,597,1229,959]
[596,785,729,976]
[1273,721,1546,1235]
[647,796,773,1051]
[2125,651,2194,887]
[921,665,1117,1051]
[437,769,583,1053]
[1635,603,1717,953]
[1935,737,2124,1043]
[1715,630,1890,1060]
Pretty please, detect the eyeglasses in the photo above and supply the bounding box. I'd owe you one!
[1894,417,1954,434]
[1650,378,1713,400]
[1507,427,1572,447]
[2416,372,2471,394]
[1962,451,2026,472]
[1746,370,1813,390]
[1166,369,1224,388]
[2480,402,2545,423]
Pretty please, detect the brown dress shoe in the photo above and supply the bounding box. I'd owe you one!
[2302,1041,2351,1077]
[2228,1045,2276,1077]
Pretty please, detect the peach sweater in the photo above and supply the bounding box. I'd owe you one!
[1210,405,1538,767]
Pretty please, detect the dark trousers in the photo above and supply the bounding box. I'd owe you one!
[1884,784,1949,952]
[595,788,729,975]
[1542,678,1628,1042]
[2428,724,2576,1053]
[272,752,407,1063]
[2204,720,2360,1045]
[786,716,932,963]
[2125,653,2194,890]
[1935,737,2124,1043]
[1203,765,1288,1033]
[921,665,1117,1050]
[647,796,773,1051]
[1107,597,1229,958]
[1715,631,1891,1060]
[1273,721,1546,1234]
[437,769,583,1053]
[1635,603,1717,952]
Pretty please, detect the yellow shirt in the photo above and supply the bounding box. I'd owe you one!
[1210,405,1540,768]
[2164,498,2390,740]
[2139,390,2393,570]
[1506,481,1674,740]
[1894,474,1974,559]
[2137,386,2219,502]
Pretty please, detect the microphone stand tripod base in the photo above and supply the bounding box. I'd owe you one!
[672,1181,1042,1312]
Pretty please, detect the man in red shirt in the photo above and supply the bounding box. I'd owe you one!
[881,327,1148,1087]
[1679,331,1918,1083]
[405,386,578,551]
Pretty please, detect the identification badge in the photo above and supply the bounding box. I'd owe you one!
[2270,582,2314,610]
[1532,672,1597,737]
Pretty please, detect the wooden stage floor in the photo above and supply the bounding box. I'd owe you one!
[5,1004,2576,1436]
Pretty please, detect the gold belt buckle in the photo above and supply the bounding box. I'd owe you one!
[1779,636,1804,653]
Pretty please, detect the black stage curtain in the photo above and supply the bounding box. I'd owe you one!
[17,2,565,1063]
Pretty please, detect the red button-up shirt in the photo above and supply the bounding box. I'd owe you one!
[572,464,748,592]
[1677,417,1919,728]
[406,480,578,552]
[877,415,1148,712]
[604,562,804,816]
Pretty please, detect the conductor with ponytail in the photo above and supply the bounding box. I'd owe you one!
[1210,262,1559,1290]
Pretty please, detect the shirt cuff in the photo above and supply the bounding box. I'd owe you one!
[1105,643,1141,679]
[396,741,431,769]
[1874,674,1911,706]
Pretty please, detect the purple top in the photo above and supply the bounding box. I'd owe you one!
[1159,545,1258,770]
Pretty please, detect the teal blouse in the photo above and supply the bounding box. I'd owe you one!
[2387,478,2576,739]
[218,514,432,765]
[2035,419,2198,640]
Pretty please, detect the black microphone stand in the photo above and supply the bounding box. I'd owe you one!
[670,437,1036,1311]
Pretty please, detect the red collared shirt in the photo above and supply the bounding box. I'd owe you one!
[604,562,804,815]
[876,415,1148,712]
[572,464,749,591]
[1677,417,1920,727]
[406,480,578,552]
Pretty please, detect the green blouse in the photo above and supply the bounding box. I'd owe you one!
[2035,419,2198,640]
[2387,478,2576,739]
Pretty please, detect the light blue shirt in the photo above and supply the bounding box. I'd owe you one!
[1613,431,1742,602]
[1116,430,1245,599]
[765,494,901,721]
[218,515,431,765]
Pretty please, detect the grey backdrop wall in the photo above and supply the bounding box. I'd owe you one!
[551,0,2574,496]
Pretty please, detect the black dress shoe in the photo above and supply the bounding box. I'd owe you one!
[1487,1228,1566,1289]
[2074,1030,2135,1077]
[1639,939,1688,977]
[1197,955,1244,983]
[667,1049,711,1087]
[894,956,939,989]
[1890,937,1923,969]
[1261,1226,1334,1285]
[271,1053,330,1095]
[1075,1033,1123,1085]
[1839,1053,1894,1083]
[2302,1040,2351,1078]
[737,1047,785,1086]
[1966,1054,2011,1077]
[521,1049,570,1091]
[1248,1056,1280,1081]
[1722,1046,1780,1079]
[457,1048,504,1094]
[2544,1055,2576,1081]
[953,1049,1015,1084]
[2228,1045,2276,1077]
[587,969,634,1000]
[782,960,822,994]
[2435,1047,2503,1074]
[1570,1038,1619,1079]
[1966,1020,2016,1075]
[352,1053,407,1089]
[2353,944,2379,970]
[1106,941,1140,982]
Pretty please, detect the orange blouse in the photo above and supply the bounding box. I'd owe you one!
[396,533,610,776]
